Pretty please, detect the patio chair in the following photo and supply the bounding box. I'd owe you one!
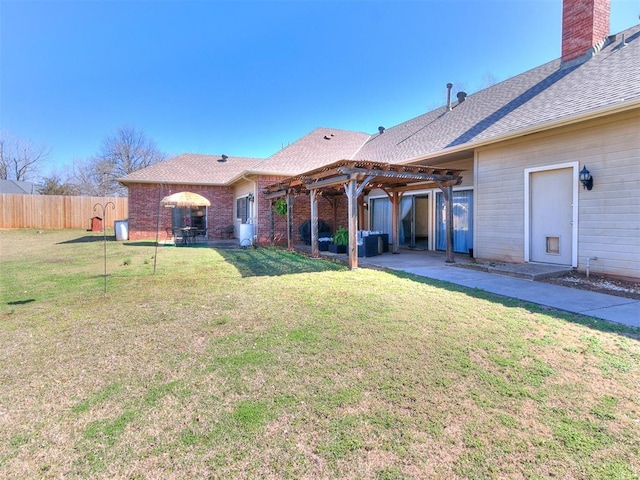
[165,227,174,243]
[173,228,185,245]
[219,225,234,239]
[194,228,207,243]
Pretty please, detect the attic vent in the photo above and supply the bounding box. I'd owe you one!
[456,91,467,103]
[378,126,385,134]
[218,154,228,163]
[323,133,334,140]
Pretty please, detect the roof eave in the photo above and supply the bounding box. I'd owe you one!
[401,96,640,165]
[117,178,230,187]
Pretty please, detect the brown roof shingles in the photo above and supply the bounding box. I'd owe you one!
[121,25,639,185]
[119,153,263,185]
[250,127,371,176]
[356,24,640,163]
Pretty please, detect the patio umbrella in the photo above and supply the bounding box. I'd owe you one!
[154,191,211,274]
[160,191,211,208]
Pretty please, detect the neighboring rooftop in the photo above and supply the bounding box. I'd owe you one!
[0,179,38,194]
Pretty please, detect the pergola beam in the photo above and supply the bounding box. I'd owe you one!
[306,174,350,190]
[337,167,458,184]
[262,159,465,269]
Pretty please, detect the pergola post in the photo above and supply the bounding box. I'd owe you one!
[444,185,455,263]
[286,191,294,252]
[310,188,319,258]
[262,160,464,267]
[391,191,402,254]
[345,177,358,269]
[269,199,275,245]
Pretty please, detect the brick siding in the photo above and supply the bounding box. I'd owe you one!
[561,0,610,63]
[127,178,349,245]
[127,183,234,240]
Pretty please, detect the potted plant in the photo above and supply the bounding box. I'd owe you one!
[329,226,348,254]
[273,198,287,215]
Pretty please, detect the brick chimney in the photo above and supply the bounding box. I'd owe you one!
[562,0,610,63]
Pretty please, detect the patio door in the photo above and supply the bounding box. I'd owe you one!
[172,207,207,230]
[400,195,429,248]
[435,190,473,254]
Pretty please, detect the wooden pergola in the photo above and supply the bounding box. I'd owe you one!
[262,159,464,269]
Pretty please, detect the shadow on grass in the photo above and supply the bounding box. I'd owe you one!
[123,241,159,247]
[387,269,639,340]
[216,247,347,277]
[124,241,214,248]
[7,299,35,305]
[57,235,114,244]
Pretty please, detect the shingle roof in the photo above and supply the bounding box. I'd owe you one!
[118,153,263,185]
[0,179,38,194]
[120,24,639,186]
[355,24,640,163]
[250,127,371,176]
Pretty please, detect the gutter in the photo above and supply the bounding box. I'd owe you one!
[400,96,640,165]
[117,179,229,187]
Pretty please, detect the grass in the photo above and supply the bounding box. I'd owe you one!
[1,229,639,479]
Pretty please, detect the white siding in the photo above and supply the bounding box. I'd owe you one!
[476,110,640,279]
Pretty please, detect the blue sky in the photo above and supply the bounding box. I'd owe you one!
[1,0,639,177]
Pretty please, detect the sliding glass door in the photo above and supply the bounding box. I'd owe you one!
[435,190,473,254]
[370,194,428,247]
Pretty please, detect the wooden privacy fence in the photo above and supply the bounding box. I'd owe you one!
[0,194,128,230]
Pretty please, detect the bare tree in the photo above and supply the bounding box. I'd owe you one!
[0,133,50,181]
[73,127,165,196]
[73,157,114,196]
[478,72,499,90]
[96,126,166,196]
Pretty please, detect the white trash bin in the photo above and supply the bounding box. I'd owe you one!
[114,220,129,241]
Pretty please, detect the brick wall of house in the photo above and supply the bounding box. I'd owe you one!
[254,176,348,246]
[127,178,349,244]
[127,183,234,240]
[561,0,610,63]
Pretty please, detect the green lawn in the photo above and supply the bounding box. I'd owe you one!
[1,229,639,479]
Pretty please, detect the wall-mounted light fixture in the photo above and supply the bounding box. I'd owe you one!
[247,193,255,202]
[579,166,593,190]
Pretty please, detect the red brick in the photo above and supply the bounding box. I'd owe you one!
[562,0,610,63]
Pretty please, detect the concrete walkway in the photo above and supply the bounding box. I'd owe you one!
[341,249,639,328]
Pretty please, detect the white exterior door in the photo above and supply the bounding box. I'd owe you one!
[529,167,573,265]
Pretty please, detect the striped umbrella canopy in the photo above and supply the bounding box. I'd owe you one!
[160,191,211,208]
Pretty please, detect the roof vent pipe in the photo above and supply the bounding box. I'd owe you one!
[457,91,467,103]
[378,126,385,134]
[446,83,453,110]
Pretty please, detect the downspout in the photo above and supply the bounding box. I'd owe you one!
[242,175,258,244]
